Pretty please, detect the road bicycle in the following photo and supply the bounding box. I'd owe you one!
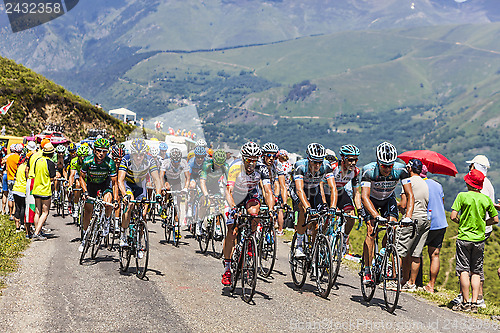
[229,207,266,303]
[289,208,334,298]
[161,190,184,247]
[79,193,114,265]
[196,194,226,258]
[359,216,416,313]
[54,177,67,218]
[256,205,277,278]
[119,198,153,279]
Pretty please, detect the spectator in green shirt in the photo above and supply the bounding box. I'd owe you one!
[450,169,498,312]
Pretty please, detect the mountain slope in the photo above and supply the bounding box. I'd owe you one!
[0,56,132,140]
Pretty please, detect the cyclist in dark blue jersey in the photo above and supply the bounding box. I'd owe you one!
[292,143,337,258]
[360,141,415,285]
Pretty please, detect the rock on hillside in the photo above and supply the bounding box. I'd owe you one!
[0,56,133,141]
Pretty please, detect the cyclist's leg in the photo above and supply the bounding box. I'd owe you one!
[222,205,238,285]
[363,198,384,271]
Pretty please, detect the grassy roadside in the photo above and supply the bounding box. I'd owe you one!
[0,215,30,295]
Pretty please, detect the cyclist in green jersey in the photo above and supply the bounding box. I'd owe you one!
[197,149,229,235]
[68,145,91,218]
[78,139,119,252]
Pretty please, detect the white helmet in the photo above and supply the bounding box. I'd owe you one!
[306,143,326,162]
[376,142,397,165]
[241,142,261,158]
[149,146,160,157]
[196,139,207,147]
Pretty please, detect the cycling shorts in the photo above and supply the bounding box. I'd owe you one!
[87,179,112,203]
[226,189,260,225]
[365,194,398,220]
[125,179,148,201]
[167,177,182,192]
[325,191,354,212]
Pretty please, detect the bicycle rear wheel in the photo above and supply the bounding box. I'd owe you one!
[164,204,173,243]
[56,195,61,216]
[173,208,180,247]
[211,214,225,259]
[314,234,333,298]
[330,231,343,286]
[289,232,307,289]
[230,246,241,293]
[135,221,149,279]
[360,258,376,302]
[198,218,210,253]
[61,188,66,219]
[241,236,257,303]
[383,246,401,313]
[258,226,276,278]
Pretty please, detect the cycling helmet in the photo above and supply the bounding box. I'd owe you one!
[325,149,337,163]
[68,142,77,153]
[94,138,110,150]
[111,145,125,160]
[108,135,117,146]
[150,146,160,157]
[376,141,397,165]
[194,146,207,156]
[212,149,226,166]
[277,149,288,158]
[56,145,67,154]
[306,143,326,162]
[339,144,360,157]
[77,145,90,157]
[159,142,168,151]
[130,138,147,154]
[241,141,261,158]
[170,148,182,162]
[262,142,279,154]
[196,139,207,147]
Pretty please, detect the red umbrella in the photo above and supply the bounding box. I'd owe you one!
[398,150,457,177]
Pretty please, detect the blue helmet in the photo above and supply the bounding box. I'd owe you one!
[130,138,147,154]
[194,146,207,156]
[339,144,360,157]
[159,142,168,151]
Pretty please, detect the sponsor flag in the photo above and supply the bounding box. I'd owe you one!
[0,101,13,115]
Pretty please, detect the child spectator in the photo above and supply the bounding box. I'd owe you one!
[450,169,498,313]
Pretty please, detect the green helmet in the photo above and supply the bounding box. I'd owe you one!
[212,149,226,166]
[77,145,91,157]
[94,138,110,149]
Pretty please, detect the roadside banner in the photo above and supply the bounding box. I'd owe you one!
[0,101,13,115]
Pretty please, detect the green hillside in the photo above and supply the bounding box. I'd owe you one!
[0,56,133,140]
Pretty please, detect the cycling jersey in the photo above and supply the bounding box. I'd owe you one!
[161,158,189,181]
[81,155,117,184]
[228,158,267,195]
[70,156,84,174]
[200,159,229,193]
[323,161,360,195]
[188,157,207,180]
[119,154,158,185]
[293,159,334,195]
[360,161,410,201]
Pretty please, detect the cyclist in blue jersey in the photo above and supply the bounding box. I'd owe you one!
[118,138,163,247]
[292,143,337,258]
[186,146,208,222]
[360,141,415,285]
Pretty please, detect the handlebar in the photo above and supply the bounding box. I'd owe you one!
[370,217,417,238]
[86,196,115,207]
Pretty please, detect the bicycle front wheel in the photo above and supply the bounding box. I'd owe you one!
[211,214,226,259]
[258,226,276,278]
[241,236,257,303]
[198,218,210,253]
[330,231,343,286]
[289,232,307,289]
[61,188,66,219]
[360,258,376,302]
[79,219,95,265]
[383,246,401,313]
[119,244,131,272]
[314,234,333,298]
[135,221,149,279]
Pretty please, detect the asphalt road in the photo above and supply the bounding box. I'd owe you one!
[0,212,498,333]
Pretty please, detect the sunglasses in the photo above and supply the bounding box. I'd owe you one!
[264,153,277,158]
[309,160,323,165]
[380,163,394,169]
[346,158,358,163]
[95,148,108,154]
[244,158,258,164]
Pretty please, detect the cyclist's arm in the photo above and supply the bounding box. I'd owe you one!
[353,185,362,210]
[117,169,127,197]
[398,192,407,215]
[225,183,236,209]
[319,181,326,204]
[110,175,119,202]
[294,178,310,209]
[183,171,190,189]
[326,176,338,209]
[402,182,414,219]
[278,174,287,204]
[200,178,209,197]
[68,169,76,188]
[151,169,163,196]
[79,171,88,193]
[361,185,379,219]
[263,183,274,211]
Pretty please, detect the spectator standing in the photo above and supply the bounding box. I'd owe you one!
[1,144,8,215]
[32,143,56,241]
[450,169,498,312]
[12,153,28,235]
[6,144,21,221]
[398,159,430,291]
[25,140,47,227]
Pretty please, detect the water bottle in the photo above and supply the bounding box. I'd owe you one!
[379,247,386,257]
[427,209,432,221]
